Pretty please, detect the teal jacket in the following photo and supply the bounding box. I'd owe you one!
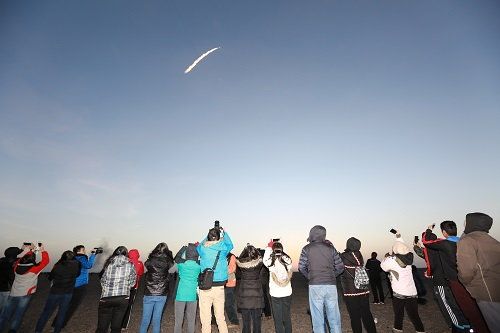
[176,260,201,301]
[197,232,234,284]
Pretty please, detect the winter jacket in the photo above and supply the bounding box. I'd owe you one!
[172,244,201,302]
[263,247,292,298]
[226,253,237,288]
[100,255,136,298]
[423,234,460,281]
[381,253,417,297]
[457,214,500,302]
[236,257,264,309]
[365,258,382,281]
[144,253,174,296]
[420,229,446,285]
[10,251,50,297]
[49,259,81,294]
[74,253,96,288]
[340,238,369,297]
[298,225,344,285]
[128,249,144,289]
[197,231,234,285]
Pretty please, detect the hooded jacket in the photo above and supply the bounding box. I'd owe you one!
[144,252,174,297]
[423,231,460,281]
[381,238,417,297]
[236,257,264,309]
[340,237,370,297]
[74,253,96,288]
[263,246,292,297]
[457,213,500,302]
[49,259,81,294]
[10,251,50,297]
[100,255,136,298]
[420,229,446,285]
[0,247,22,292]
[174,244,201,302]
[197,231,234,285]
[128,249,144,289]
[298,225,344,285]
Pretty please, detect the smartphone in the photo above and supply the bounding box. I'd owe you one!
[389,228,397,234]
[432,223,436,229]
[214,220,220,228]
[272,238,280,242]
[414,236,419,244]
[23,242,32,246]
[38,242,43,247]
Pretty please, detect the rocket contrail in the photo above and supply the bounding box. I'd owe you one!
[184,47,220,74]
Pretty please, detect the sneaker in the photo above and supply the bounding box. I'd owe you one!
[227,323,239,329]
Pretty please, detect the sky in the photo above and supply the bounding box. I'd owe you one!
[1,0,499,269]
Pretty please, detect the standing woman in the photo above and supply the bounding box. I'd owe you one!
[35,250,81,333]
[340,237,377,333]
[122,249,144,329]
[139,243,174,333]
[236,244,264,333]
[96,246,136,333]
[263,240,293,333]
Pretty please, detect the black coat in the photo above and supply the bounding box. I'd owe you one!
[144,254,174,296]
[0,257,16,292]
[340,250,367,296]
[49,260,81,294]
[236,258,264,309]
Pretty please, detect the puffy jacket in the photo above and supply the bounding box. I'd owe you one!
[457,213,500,302]
[49,259,81,294]
[197,232,234,285]
[100,255,136,298]
[236,257,264,309]
[128,249,144,288]
[340,237,369,297]
[263,246,292,298]
[144,253,174,296]
[11,251,50,297]
[298,225,344,285]
[74,253,96,288]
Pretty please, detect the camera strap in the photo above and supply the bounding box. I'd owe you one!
[212,251,221,270]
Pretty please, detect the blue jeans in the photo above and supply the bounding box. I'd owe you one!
[35,293,73,333]
[309,285,342,333]
[139,295,167,333]
[0,291,9,314]
[0,294,31,332]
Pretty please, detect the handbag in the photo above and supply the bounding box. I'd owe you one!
[198,250,221,290]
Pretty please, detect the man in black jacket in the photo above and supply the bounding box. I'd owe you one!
[365,252,385,304]
[0,247,23,311]
[299,225,345,333]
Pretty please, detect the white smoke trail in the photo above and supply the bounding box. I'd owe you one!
[184,47,220,74]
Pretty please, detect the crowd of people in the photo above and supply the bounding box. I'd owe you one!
[0,212,498,333]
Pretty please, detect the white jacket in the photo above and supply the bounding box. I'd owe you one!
[381,255,417,297]
[263,247,292,298]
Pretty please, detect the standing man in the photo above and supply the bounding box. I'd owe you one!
[457,212,500,332]
[298,225,345,333]
[0,247,23,312]
[56,245,98,327]
[365,252,385,305]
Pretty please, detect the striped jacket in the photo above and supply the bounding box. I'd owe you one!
[100,255,136,298]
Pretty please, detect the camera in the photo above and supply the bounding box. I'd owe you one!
[214,220,220,228]
[389,228,397,234]
[272,238,280,242]
[93,247,104,254]
[23,242,32,246]
[414,236,419,244]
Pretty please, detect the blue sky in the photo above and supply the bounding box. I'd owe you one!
[1,0,499,267]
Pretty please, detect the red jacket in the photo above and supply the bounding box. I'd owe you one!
[128,249,144,288]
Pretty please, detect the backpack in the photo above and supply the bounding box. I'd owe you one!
[198,251,220,290]
[347,253,370,290]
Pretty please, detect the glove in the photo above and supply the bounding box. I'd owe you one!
[268,239,274,248]
[194,242,200,246]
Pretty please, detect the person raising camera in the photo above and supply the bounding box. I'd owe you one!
[197,221,234,333]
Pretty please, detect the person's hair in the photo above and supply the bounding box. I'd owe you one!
[57,250,75,265]
[440,220,457,236]
[73,245,85,254]
[371,252,377,258]
[269,242,292,271]
[207,228,221,241]
[149,242,174,262]
[239,244,260,261]
[100,246,128,277]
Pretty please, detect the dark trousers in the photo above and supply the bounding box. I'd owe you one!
[121,288,137,328]
[392,297,425,332]
[54,284,87,328]
[449,280,490,333]
[224,287,239,325]
[271,296,292,333]
[344,295,377,333]
[261,283,272,317]
[241,308,262,333]
[95,296,129,333]
[36,293,72,333]
[369,277,384,303]
[432,284,470,332]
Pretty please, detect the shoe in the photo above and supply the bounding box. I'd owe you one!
[227,323,239,328]
[379,301,384,304]
[392,328,403,333]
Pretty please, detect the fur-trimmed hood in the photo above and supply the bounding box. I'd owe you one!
[236,257,262,269]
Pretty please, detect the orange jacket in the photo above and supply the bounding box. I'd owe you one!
[226,253,236,287]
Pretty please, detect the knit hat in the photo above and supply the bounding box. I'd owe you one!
[392,240,410,255]
[4,247,22,259]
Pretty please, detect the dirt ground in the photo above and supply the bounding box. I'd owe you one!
[15,272,449,332]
